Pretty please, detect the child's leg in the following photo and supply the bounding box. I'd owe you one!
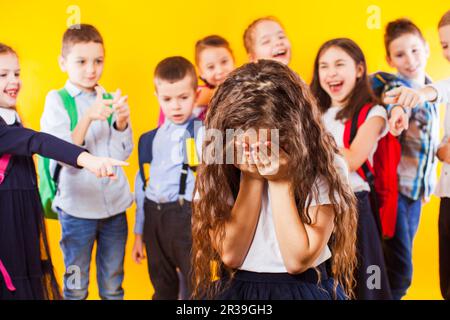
[439,197,450,300]
[58,208,97,300]
[143,201,179,300]
[382,194,421,300]
[354,192,392,300]
[173,202,194,299]
[407,199,422,243]
[95,212,128,300]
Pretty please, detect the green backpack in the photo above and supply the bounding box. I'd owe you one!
[38,88,113,219]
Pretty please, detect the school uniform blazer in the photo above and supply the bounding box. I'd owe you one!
[432,79,450,198]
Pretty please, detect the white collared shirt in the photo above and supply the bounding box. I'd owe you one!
[0,107,20,125]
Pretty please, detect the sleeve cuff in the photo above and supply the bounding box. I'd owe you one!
[427,84,443,104]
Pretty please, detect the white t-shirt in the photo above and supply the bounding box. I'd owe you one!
[239,155,349,273]
[321,105,388,193]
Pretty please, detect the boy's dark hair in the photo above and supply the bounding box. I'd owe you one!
[195,35,234,66]
[243,16,283,54]
[384,18,425,57]
[438,10,450,29]
[154,56,198,91]
[62,24,104,56]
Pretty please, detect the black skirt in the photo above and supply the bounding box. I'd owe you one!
[0,154,62,300]
[214,263,347,300]
[0,120,84,299]
[354,191,392,300]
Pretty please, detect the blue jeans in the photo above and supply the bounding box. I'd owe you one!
[382,193,422,300]
[57,208,128,300]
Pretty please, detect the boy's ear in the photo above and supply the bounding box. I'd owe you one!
[58,55,67,72]
[356,63,364,78]
[385,54,394,68]
[248,52,256,63]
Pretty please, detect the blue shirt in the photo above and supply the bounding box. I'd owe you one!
[134,118,203,234]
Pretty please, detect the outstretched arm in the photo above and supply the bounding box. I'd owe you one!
[0,122,128,178]
[0,123,84,167]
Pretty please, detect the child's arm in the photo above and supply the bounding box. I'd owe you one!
[211,142,264,269]
[384,78,450,107]
[1,122,84,166]
[132,171,146,264]
[269,181,335,274]
[251,142,336,273]
[71,87,115,146]
[340,112,387,171]
[384,86,437,108]
[387,106,409,136]
[108,93,133,161]
[430,78,450,104]
[0,122,127,178]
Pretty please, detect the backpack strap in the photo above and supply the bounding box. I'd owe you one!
[344,103,384,236]
[138,128,159,191]
[57,88,78,130]
[0,154,12,185]
[0,258,16,292]
[343,103,375,183]
[102,92,114,127]
[50,88,80,186]
[179,118,201,204]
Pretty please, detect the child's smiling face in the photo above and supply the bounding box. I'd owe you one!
[318,46,363,107]
[155,75,198,125]
[0,53,21,108]
[59,41,104,92]
[439,24,450,62]
[249,20,292,66]
[198,46,234,87]
[386,33,429,82]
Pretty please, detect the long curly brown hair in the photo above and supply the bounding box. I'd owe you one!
[192,60,357,299]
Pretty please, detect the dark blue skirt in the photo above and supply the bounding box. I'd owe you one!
[354,191,392,300]
[214,263,347,300]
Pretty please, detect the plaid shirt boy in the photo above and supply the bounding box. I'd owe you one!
[371,72,440,201]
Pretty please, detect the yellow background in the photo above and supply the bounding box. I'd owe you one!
[1,0,450,300]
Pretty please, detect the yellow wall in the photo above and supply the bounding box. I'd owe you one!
[1,0,450,299]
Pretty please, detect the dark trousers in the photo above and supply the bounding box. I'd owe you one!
[354,192,392,300]
[439,198,450,300]
[143,199,193,300]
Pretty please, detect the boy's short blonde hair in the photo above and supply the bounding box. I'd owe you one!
[243,16,284,54]
[154,56,198,91]
[438,10,450,29]
[62,24,104,57]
